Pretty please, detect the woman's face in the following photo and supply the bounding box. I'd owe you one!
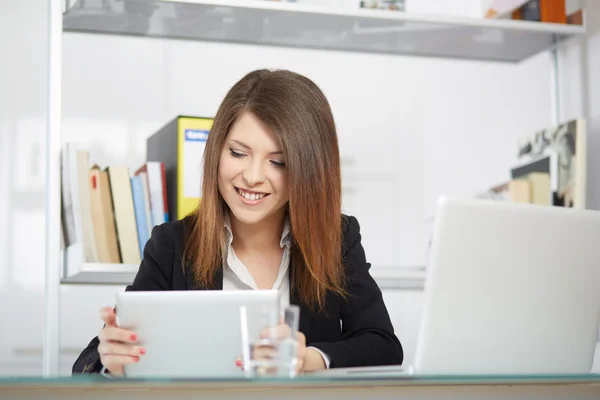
[218,112,289,226]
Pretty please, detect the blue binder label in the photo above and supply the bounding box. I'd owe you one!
[185,129,209,142]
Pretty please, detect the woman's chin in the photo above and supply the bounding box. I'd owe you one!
[228,207,270,226]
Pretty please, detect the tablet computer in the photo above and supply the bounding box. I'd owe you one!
[115,290,280,378]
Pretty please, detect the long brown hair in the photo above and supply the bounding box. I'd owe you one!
[183,69,345,310]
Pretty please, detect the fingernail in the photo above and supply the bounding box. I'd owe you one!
[140,348,146,355]
[235,359,242,367]
[131,334,137,341]
[133,356,140,362]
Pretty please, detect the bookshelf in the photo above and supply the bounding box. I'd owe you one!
[61,263,424,287]
[62,0,586,63]
[60,263,138,284]
[44,0,588,377]
[370,266,426,290]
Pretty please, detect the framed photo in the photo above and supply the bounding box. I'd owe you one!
[515,119,587,209]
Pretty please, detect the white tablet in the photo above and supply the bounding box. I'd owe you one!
[115,290,280,378]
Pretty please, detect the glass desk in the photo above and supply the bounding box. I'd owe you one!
[2,372,600,399]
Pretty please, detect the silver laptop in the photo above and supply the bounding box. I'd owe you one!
[414,196,600,374]
[115,290,280,378]
[312,196,600,377]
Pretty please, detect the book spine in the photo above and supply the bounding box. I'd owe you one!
[131,175,150,257]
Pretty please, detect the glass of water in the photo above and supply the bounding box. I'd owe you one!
[239,304,300,378]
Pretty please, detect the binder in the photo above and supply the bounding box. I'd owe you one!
[147,115,214,221]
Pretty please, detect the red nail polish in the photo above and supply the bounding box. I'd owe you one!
[133,356,140,362]
[235,359,242,367]
[131,334,137,341]
[140,348,146,355]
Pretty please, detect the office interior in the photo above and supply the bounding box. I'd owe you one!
[1,0,600,391]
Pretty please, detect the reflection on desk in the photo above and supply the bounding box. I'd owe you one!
[308,364,406,377]
[1,372,600,399]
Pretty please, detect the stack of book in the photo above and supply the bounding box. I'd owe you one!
[485,0,583,25]
[61,143,169,266]
[508,172,551,206]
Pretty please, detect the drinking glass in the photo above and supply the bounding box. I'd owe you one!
[239,304,300,378]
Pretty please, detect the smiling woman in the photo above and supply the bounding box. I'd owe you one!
[189,70,345,310]
[73,69,403,377]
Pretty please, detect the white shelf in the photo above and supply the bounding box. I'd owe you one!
[62,0,586,63]
[371,266,426,290]
[59,263,424,288]
[60,263,138,285]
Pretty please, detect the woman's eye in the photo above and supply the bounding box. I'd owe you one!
[229,148,245,158]
[270,160,286,168]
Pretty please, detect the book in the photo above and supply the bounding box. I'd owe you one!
[131,174,151,257]
[511,0,566,24]
[61,143,78,247]
[76,150,100,263]
[107,165,141,265]
[137,170,154,234]
[509,179,531,203]
[61,143,99,262]
[98,168,121,263]
[135,162,168,226]
[89,165,121,263]
[528,172,551,206]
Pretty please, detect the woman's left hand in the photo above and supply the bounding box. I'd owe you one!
[236,324,326,374]
[260,324,327,373]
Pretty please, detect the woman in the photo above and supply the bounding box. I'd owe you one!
[73,69,403,376]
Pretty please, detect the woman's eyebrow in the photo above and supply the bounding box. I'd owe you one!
[230,139,250,150]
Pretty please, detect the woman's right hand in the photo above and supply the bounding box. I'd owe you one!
[97,306,145,376]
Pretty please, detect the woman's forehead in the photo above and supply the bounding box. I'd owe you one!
[227,113,283,153]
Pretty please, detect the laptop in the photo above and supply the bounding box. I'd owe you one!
[414,196,600,374]
[115,290,280,378]
[313,197,600,377]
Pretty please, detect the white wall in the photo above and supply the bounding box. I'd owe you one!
[1,0,596,377]
[60,31,552,269]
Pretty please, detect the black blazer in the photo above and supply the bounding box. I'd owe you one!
[72,214,403,373]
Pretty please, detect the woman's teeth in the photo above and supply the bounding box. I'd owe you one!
[238,188,266,201]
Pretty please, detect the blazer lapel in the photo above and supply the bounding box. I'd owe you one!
[187,264,223,290]
[212,265,224,290]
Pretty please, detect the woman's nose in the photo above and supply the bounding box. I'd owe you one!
[242,161,266,186]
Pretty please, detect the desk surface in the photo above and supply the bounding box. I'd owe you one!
[2,373,600,399]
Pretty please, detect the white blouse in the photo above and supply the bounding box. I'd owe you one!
[222,213,292,308]
[222,213,330,368]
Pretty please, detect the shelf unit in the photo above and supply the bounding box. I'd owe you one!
[45,0,588,377]
[59,262,424,288]
[62,0,585,63]
[60,263,139,285]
